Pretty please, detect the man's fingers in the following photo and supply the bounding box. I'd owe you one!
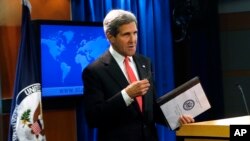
[179,115,195,124]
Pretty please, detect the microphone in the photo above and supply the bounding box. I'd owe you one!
[236,84,250,115]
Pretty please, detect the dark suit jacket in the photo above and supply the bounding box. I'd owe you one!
[82,51,166,141]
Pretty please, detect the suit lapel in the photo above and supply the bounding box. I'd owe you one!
[100,51,129,89]
[133,55,152,115]
[133,55,150,82]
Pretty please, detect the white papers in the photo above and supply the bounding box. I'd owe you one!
[157,77,211,130]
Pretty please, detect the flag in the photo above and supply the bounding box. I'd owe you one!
[8,0,46,140]
[30,120,42,135]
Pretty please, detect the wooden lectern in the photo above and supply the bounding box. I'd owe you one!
[176,115,250,141]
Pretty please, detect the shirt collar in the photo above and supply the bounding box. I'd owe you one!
[109,46,133,63]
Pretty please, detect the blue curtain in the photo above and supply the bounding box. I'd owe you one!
[72,0,175,141]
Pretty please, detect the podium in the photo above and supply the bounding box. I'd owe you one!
[176,115,250,141]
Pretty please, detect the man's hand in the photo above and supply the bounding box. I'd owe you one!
[179,115,195,125]
[125,79,150,98]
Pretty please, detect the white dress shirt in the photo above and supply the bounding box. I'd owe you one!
[109,46,139,106]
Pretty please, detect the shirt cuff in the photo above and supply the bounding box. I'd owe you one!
[121,89,134,106]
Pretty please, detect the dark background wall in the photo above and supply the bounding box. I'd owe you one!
[219,0,250,117]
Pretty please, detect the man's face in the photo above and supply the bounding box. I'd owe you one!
[108,22,138,56]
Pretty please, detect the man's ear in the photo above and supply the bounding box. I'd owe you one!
[106,33,115,44]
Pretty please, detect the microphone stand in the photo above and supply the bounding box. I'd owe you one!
[237,84,250,115]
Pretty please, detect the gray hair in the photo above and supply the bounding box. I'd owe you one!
[103,9,137,37]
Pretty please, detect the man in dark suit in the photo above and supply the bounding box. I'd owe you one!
[82,9,194,141]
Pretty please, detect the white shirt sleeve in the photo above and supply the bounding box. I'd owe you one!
[121,89,134,106]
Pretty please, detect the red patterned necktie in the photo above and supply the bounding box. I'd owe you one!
[124,57,143,112]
